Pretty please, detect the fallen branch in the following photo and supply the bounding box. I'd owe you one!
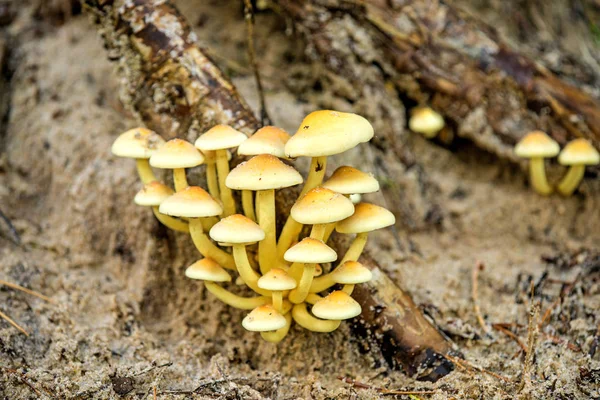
[82,0,456,381]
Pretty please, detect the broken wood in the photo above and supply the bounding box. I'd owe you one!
[82,0,456,381]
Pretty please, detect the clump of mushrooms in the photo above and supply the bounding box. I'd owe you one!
[111,110,396,342]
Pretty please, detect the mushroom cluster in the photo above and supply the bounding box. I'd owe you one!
[111,111,395,342]
[515,131,599,196]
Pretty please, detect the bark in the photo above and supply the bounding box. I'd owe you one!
[275,0,600,168]
[82,0,456,381]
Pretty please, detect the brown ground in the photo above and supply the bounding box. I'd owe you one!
[0,1,599,399]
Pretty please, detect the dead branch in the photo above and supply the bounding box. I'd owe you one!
[82,0,456,381]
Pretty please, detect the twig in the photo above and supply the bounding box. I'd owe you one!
[0,279,54,303]
[538,274,579,328]
[243,0,271,125]
[1,367,41,396]
[337,376,436,395]
[519,285,540,392]
[0,309,28,336]
[492,323,527,354]
[472,261,490,336]
[0,208,21,245]
[442,354,511,382]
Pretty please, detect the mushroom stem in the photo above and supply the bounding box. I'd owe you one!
[342,284,355,295]
[288,262,302,281]
[305,293,323,304]
[232,244,271,296]
[0,309,29,336]
[242,190,256,222]
[260,312,292,343]
[272,291,283,313]
[300,156,327,198]
[276,218,303,259]
[201,217,219,232]
[204,151,221,199]
[136,159,156,184]
[556,164,585,196]
[528,157,553,196]
[340,232,368,264]
[188,219,236,270]
[322,222,336,243]
[205,282,270,310]
[257,189,276,274]
[309,273,335,293]
[288,263,316,304]
[152,207,189,232]
[309,224,327,240]
[173,168,189,192]
[216,149,236,216]
[292,303,341,333]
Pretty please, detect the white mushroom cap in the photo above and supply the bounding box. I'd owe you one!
[149,138,205,168]
[336,203,395,234]
[291,187,355,225]
[311,291,361,320]
[159,186,222,218]
[238,126,290,158]
[194,125,248,151]
[209,214,265,244]
[242,305,287,332]
[515,131,560,158]
[111,127,165,159]
[134,181,174,206]
[185,258,231,282]
[257,268,297,291]
[558,139,600,165]
[285,110,374,157]
[331,261,372,284]
[284,238,337,264]
[226,154,303,191]
[408,107,445,138]
[322,166,380,194]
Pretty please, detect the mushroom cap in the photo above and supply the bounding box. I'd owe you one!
[284,237,338,264]
[134,181,174,206]
[185,258,232,282]
[558,139,600,165]
[238,126,290,158]
[257,268,297,291]
[408,107,445,138]
[111,127,165,159]
[159,186,223,218]
[514,131,560,158]
[209,214,265,244]
[291,187,355,225]
[226,154,303,191]
[331,261,372,284]
[336,202,395,234]
[242,305,287,332]
[194,125,248,151]
[311,291,362,320]
[149,138,205,168]
[322,166,380,194]
[285,110,374,157]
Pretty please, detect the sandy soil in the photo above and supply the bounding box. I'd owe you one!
[0,1,599,399]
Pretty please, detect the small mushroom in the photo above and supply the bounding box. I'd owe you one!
[257,268,297,313]
[186,258,269,310]
[278,110,374,258]
[134,181,188,232]
[514,131,560,196]
[291,303,341,333]
[194,125,248,216]
[310,260,372,294]
[209,214,270,295]
[284,238,337,304]
[111,127,165,184]
[290,187,355,241]
[159,187,235,269]
[242,304,287,332]
[556,138,600,196]
[237,126,291,221]
[149,138,205,192]
[408,107,445,139]
[311,290,361,320]
[336,203,396,264]
[226,154,303,274]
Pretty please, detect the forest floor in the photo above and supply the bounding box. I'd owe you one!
[0,1,599,399]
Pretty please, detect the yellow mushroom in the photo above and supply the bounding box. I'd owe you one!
[408,107,445,139]
[291,303,341,333]
[134,181,188,232]
[194,125,248,216]
[311,290,361,320]
[556,139,600,196]
[111,127,165,184]
[257,268,297,313]
[242,304,287,332]
[514,131,560,196]
[226,154,303,275]
[149,139,205,192]
[310,260,372,294]
[278,110,374,258]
